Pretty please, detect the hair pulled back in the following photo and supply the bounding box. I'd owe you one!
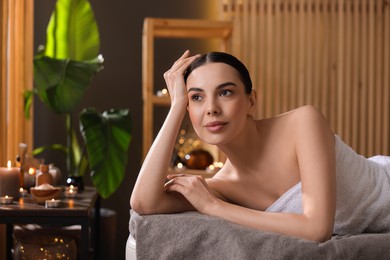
[184,52,252,94]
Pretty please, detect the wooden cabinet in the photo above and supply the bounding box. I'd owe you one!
[142,18,233,163]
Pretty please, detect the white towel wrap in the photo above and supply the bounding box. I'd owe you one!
[266,135,390,235]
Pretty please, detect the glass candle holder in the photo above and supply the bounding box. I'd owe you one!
[45,199,60,208]
[0,195,13,204]
[64,189,77,198]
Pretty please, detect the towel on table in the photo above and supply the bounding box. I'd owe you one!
[129,210,390,260]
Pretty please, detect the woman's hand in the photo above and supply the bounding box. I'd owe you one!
[163,50,200,107]
[164,174,218,214]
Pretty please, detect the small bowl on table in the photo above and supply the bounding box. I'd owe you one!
[30,184,61,204]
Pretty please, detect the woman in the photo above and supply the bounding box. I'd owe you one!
[130,50,390,242]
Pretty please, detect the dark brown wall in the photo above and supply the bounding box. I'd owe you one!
[34,1,216,259]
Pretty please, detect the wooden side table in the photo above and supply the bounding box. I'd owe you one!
[0,186,99,260]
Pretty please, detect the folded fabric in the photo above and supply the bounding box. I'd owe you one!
[130,210,390,260]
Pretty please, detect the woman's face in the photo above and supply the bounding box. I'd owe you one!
[186,62,254,145]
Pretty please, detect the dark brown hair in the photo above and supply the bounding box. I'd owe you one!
[184,52,252,94]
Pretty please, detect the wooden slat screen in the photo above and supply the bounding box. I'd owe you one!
[220,0,390,157]
[0,0,33,165]
[1,0,33,256]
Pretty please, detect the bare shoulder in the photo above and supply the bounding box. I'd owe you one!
[282,105,335,159]
[279,105,327,121]
[267,105,334,158]
[275,105,331,132]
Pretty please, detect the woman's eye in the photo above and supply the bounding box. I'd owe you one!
[190,94,202,101]
[220,89,232,96]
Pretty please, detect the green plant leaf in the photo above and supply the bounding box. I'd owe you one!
[80,108,132,198]
[33,55,103,114]
[32,144,68,156]
[70,127,89,177]
[45,0,100,61]
[23,90,35,119]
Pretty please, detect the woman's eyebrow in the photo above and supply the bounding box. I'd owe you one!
[187,82,237,93]
[187,87,203,93]
[217,82,237,89]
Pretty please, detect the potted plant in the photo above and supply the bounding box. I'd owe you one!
[25,0,132,199]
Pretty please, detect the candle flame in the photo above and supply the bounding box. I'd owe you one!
[19,188,23,192]
[5,195,8,198]
[70,185,74,189]
[7,160,11,168]
[51,198,55,201]
[28,168,36,175]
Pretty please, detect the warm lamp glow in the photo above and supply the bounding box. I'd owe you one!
[28,167,36,175]
[7,160,11,168]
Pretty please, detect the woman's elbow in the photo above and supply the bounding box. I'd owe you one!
[310,231,332,243]
[306,224,333,243]
[130,200,149,215]
[130,194,159,215]
[130,194,147,214]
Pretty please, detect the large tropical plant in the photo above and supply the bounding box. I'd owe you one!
[25,0,132,198]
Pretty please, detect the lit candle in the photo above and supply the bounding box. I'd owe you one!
[45,198,60,208]
[0,195,14,204]
[0,160,20,198]
[65,188,77,198]
[23,167,36,189]
[65,185,78,192]
[19,187,28,197]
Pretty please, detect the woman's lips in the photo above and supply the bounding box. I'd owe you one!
[205,121,227,132]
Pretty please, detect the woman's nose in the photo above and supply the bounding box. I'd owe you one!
[207,110,219,115]
[206,102,220,116]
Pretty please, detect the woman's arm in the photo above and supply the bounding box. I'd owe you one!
[164,106,336,242]
[294,105,336,240]
[130,51,200,214]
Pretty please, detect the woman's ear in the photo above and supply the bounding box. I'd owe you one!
[248,89,257,117]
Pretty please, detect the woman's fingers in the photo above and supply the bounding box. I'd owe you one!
[166,173,187,179]
[163,50,200,105]
[176,50,191,62]
[163,175,214,213]
[164,179,175,191]
[164,174,189,190]
[165,51,200,76]
[164,174,206,192]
